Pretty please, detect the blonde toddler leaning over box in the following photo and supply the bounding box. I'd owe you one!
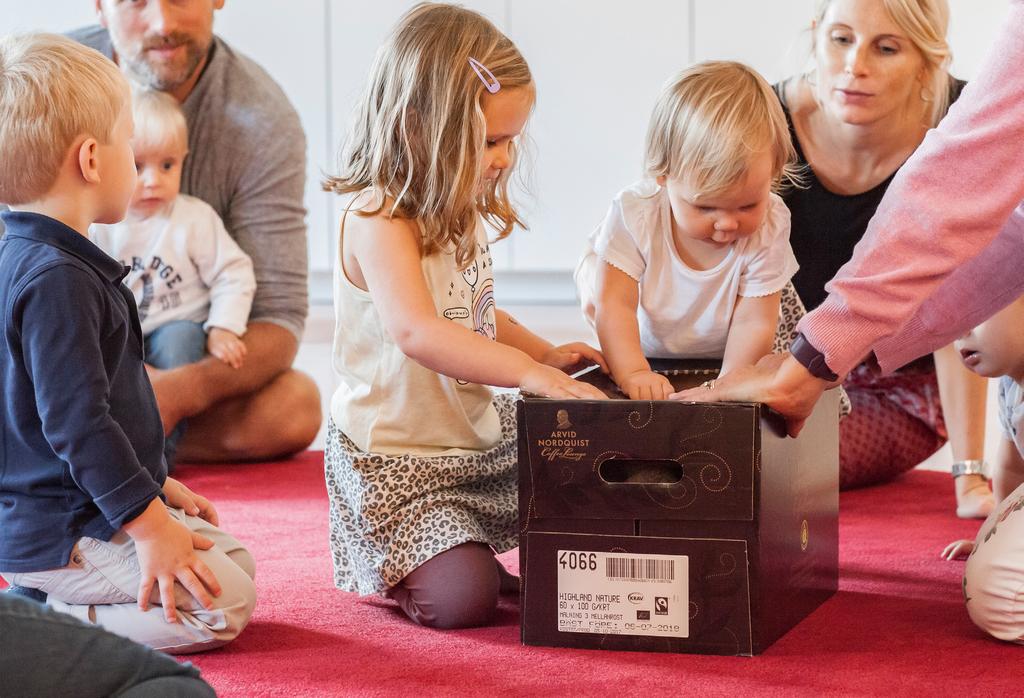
[321,3,608,631]
[576,61,802,400]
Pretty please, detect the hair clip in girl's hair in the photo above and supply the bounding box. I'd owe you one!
[468,57,501,94]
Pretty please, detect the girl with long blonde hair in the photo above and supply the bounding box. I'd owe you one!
[322,3,606,629]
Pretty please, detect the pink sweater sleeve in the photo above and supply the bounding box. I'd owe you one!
[798,0,1024,376]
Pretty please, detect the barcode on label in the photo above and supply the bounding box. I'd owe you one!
[605,557,675,581]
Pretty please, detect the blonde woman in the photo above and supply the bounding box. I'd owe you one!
[773,0,993,515]
[575,61,802,401]
[322,4,606,629]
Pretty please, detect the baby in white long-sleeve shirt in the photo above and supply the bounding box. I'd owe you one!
[91,88,256,467]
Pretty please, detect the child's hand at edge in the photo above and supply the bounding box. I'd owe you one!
[207,327,247,369]
[163,477,219,527]
[123,498,223,623]
[619,369,674,401]
[540,342,609,375]
[520,362,608,400]
[942,539,976,561]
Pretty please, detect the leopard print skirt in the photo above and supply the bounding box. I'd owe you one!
[773,282,852,418]
[324,392,519,595]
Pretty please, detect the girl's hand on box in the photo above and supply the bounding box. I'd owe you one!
[619,369,673,401]
[540,342,608,375]
[520,362,608,400]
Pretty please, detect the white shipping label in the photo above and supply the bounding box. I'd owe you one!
[555,550,689,638]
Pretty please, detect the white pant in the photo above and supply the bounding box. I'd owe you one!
[2,506,256,654]
[964,482,1024,644]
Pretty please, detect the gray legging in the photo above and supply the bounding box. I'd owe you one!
[0,593,215,698]
[386,542,510,629]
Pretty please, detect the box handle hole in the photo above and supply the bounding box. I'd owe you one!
[598,459,683,484]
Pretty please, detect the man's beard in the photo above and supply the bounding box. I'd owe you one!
[121,32,209,92]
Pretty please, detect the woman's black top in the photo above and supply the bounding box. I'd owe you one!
[773,79,966,312]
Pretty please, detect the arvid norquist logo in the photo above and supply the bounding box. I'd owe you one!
[536,409,589,462]
[555,409,572,430]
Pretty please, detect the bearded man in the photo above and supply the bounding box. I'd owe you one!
[71,0,322,464]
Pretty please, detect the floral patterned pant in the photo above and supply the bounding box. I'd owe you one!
[839,361,947,490]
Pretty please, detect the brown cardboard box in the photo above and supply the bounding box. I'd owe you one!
[518,360,839,656]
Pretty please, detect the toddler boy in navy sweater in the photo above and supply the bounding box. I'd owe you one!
[0,33,255,653]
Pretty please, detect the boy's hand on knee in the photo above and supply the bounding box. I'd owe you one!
[163,477,220,527]
[942,539,976,561]
[207,328,247,369]
[124,498,223,623]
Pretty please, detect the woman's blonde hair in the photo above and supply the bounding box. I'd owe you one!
[131,87,188,155]
[0,33,128,205]
[324,3,533,269]
[645,61,800,199]
[813,0,952,126]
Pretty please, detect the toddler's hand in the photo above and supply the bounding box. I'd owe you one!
[207,328,247,369]
[521,363,608,400]
[619,369,673,401]
[942,539,976,561]
[163,477,219,527]
[540,342,609,375]
[124,499,222,623]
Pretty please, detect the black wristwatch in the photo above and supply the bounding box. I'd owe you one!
[789,332,839,382]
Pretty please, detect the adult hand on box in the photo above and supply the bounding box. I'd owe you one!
[619,369,673,401]
[668,353,836,437]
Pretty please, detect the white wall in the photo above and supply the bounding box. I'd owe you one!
[2,2,1014,458]
[1,0,1012,290]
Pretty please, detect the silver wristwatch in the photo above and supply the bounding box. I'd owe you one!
[950,459,988,478]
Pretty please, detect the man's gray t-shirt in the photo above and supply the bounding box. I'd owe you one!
[998,376,1024,459]
[71,26,309,338]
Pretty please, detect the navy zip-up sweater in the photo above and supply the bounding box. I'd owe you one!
[0,211,165,573]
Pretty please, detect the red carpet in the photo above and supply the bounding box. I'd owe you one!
[29,453,1021,696]
[170,453,1020,697]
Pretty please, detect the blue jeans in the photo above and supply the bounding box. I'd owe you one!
[144,321,207,469]
[0,593,215,697]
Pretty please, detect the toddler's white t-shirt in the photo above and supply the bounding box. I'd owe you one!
[575,180,798,359]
